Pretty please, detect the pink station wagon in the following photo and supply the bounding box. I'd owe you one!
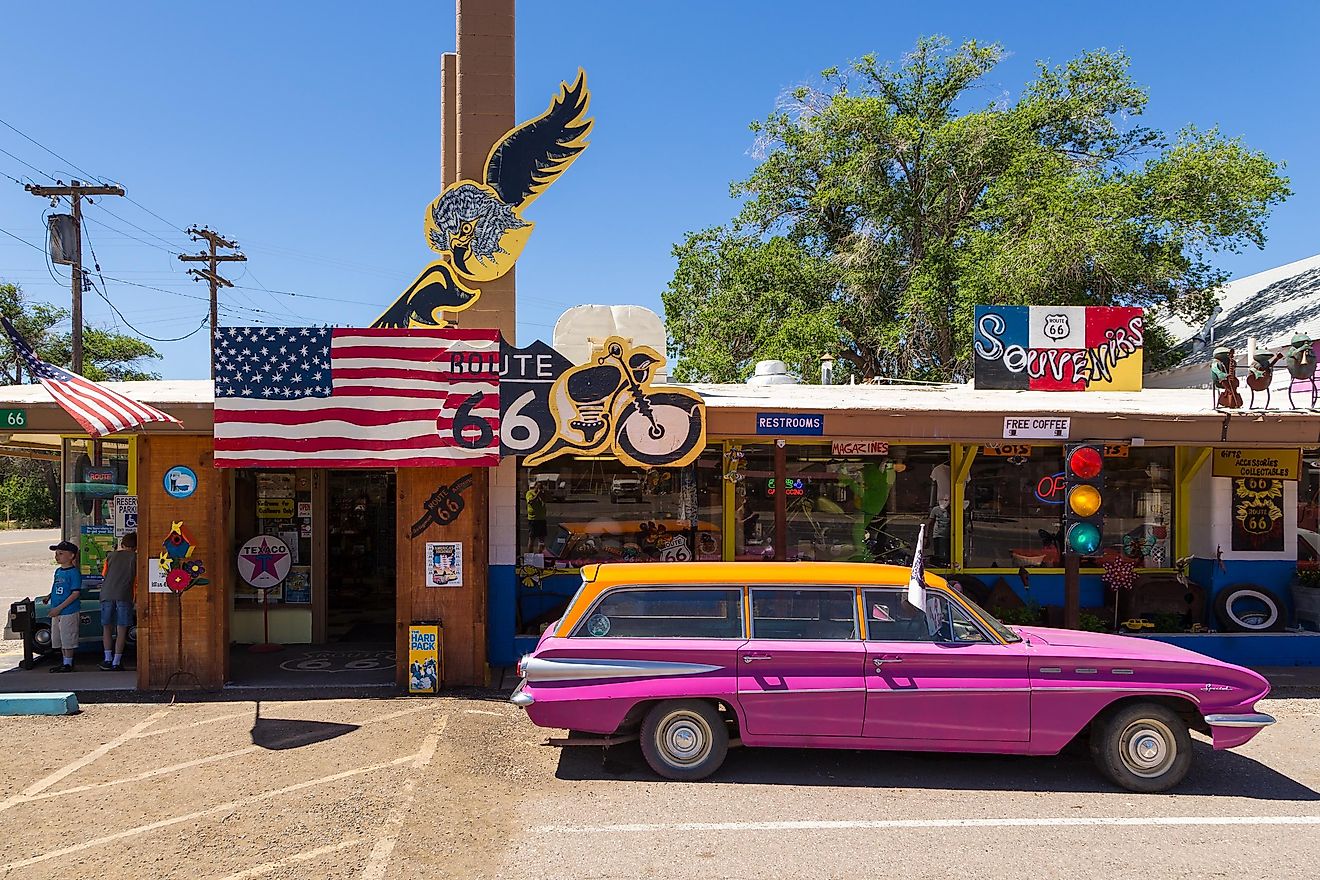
[511,562,1276,792]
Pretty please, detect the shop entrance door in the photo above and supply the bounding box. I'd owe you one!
[325,471,397,643]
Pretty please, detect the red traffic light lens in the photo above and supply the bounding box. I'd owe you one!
[1068,446,1103,479]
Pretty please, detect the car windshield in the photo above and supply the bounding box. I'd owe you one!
[951,590,1022,643]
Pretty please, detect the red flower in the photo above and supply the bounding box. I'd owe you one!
[166,569,193,593]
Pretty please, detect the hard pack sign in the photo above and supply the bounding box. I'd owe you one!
[973,305,1144,391]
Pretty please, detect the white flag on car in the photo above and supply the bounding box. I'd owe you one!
[907,523,927,609]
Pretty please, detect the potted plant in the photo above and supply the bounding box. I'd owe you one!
[1292,564,1320,631]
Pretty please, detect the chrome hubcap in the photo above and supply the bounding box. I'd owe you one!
[1119,719,1176,778]
[660,712,711,766]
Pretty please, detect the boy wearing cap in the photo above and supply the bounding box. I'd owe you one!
[99,531,136,671]
[45,540,82,673]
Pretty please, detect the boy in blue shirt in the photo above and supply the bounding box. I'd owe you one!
[45,540,82,672]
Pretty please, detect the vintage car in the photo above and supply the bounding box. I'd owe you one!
[511,561,1275,792]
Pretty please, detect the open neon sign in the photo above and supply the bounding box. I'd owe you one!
[1035,472,1066,504]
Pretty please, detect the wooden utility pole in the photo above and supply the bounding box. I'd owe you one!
[25,180,126,374]
[178,227,246,377]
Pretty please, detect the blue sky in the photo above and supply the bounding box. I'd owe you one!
[1,1,1317,379]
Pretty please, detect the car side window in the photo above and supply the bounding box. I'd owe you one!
[750,588,857,640]
[573,588,744,639]
[864,589,938,642]
[865,590,990,643]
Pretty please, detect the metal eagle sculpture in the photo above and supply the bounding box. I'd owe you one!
[373,70,593,328]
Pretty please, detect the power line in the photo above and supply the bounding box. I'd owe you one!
[88,201,188,252]
[0,116,99,182]
[0,145,52,182]
[81,212,181,256]
[0,224,46,254]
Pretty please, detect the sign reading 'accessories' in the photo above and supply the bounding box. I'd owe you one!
[1213,448,1300,481]
[756,413,824,435]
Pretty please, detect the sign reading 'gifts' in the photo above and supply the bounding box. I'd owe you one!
[973,306,1144,391]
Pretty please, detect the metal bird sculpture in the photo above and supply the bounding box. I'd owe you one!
[373,70,593,328]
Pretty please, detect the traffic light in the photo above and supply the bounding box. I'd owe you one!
[1063,443,1105,556]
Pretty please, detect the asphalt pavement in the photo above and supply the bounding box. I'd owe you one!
[0,527,59,625]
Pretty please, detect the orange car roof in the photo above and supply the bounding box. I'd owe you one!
[579,561,948,589]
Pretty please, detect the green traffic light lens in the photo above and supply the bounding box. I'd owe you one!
[1067,522,1102,554]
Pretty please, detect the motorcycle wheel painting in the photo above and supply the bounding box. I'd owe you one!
[614,391,706,469]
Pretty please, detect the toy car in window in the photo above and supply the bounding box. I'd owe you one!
[512,561,1274,792]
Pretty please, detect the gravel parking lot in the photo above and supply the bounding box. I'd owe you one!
[0,690,1316,879]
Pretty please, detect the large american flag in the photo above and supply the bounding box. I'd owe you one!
[0,316,181,437]
[214,327,500,468]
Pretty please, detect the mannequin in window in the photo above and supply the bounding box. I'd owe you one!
[927,494,952,566]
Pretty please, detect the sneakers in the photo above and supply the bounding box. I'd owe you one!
[49,664,74,673]
[99,660,115,671]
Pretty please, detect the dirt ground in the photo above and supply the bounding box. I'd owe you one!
[0,690,1317,880]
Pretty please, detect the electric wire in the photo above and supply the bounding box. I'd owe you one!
[0,116,99,183]
[0,145,52,182]
[81,219,210,342]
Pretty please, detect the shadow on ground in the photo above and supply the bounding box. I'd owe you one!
[249,701,360,750]
[555,739,1320,800]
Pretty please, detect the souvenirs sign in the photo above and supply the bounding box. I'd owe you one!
[974,306,1144,391]
[1213,449,1300,481]
[1231,478,1285,552]
[499,338,573,457]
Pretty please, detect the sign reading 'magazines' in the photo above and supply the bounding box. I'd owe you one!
[973,305,1144,391]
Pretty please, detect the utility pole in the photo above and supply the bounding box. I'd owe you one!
[178,227,246,377]
[25,180,126,374]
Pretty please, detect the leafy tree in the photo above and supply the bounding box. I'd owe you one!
[0,281,162,382]
[663,37,1290,382]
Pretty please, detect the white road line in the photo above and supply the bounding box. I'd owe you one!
[464,709,504,716]
[131,709,252,739]
[21,746,261,803]
[535,815,1320,834]
[0,708,170,812]
[359,714,449,880]
[215,837,366,880]
[1,753,416,872]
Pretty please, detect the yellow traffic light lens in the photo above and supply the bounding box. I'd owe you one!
[1069,484,1101,517]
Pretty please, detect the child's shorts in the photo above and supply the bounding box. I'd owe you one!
[49,612,80,650]
[101,600,133,627]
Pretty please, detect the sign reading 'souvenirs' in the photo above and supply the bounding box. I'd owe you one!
[1212,449,1301,481]
[974,305,1143,391]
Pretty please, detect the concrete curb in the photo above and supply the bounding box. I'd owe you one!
[0,691,79,715]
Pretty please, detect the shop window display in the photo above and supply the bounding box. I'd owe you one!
[1299,448,1319,562]
[63,438,131,585]
[232,470,313,603]
[778,444,951,566]
[518,448,722,569]
[964,446,1175,569]
[732,445,776,560]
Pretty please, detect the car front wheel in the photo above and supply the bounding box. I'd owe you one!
[1091,702,1193,792]
[640,700,728,781]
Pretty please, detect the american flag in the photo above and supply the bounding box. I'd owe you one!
[0,316,181,437]
[214,327,500,468]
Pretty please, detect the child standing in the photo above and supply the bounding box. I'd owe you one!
[99,531,137,671]
[45,540,82,673]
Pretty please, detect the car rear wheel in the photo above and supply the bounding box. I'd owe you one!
[640,700,728,781]
[1091,702,1193,792]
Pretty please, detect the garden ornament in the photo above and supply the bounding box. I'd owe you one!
[1210,347,1242,409]
[1245,351,1281,409]
[1285,332,1317,409]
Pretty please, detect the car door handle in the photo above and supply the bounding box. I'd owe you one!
[742,654,773,664]
[873,656,903,666]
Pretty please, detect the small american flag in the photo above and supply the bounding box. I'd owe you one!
[0,316,181,437]
[214,327,500,468]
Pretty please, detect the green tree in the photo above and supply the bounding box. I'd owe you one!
[662,37,1290,382]
[0,281,162,382]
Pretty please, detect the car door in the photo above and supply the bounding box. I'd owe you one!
[862,589,1030,742]
[736,587,865,738]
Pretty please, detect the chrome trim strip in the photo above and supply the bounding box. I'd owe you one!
[522,657,723,683]
[1112,669,1134,675]
[1204,712,1277,728]
[1075,668,1098,675]
[1033,686,1202,704]
[741,687,866,695]
[1038,667,1062,673]
[509,683,534,707]
[867,687,1031,693]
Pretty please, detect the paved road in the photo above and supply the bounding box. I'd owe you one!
[0,690,1315,879]
[0,528,58,633]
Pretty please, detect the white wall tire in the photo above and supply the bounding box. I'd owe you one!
[639,700,729,781]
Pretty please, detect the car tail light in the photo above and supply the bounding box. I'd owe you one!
[516,654,531,679]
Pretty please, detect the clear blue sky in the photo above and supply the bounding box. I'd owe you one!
[1,1,1317,379]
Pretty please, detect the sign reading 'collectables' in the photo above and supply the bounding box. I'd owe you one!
[1213,448,1301,481]
[756,413,824,436]
[1002,417,1070,440]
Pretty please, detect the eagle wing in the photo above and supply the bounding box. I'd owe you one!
[485,69,592,209]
